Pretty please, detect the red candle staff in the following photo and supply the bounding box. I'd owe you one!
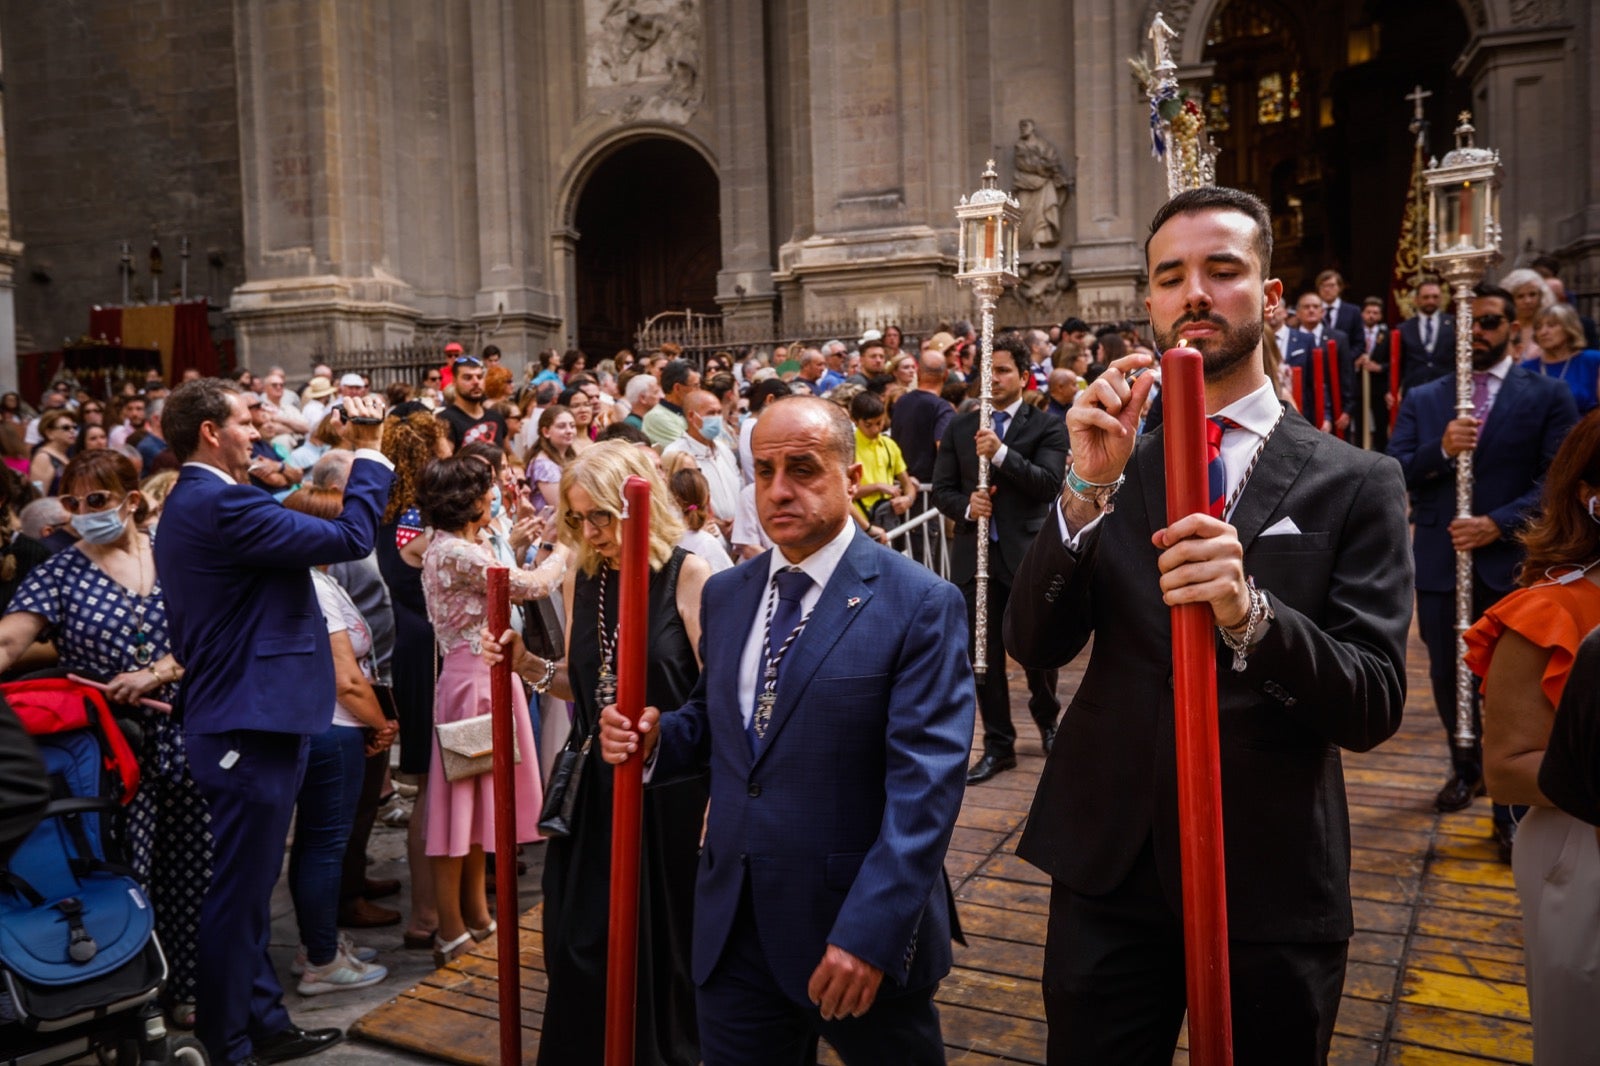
[1389,330,1403,432]
[1326,338,1343,435]
[1159,347,1235,1065]
[486,567,520,1066]
[1311,347,1327,431]
[605,475,652,1066]
[1290,365,1303,415]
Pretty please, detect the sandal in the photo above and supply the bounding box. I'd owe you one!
[403,928,438,950]
[432,931,474,968]
[468,920,496,943]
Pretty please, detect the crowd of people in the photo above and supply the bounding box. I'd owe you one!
[0,188,1598,1065]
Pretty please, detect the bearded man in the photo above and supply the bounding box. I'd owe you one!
[1002,185,1414,1065]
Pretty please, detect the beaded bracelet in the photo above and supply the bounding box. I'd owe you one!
[1063,465,1125,510]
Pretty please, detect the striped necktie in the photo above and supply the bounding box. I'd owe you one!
[1207,416,1240,519]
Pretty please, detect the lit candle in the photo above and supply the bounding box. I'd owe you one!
[984,217,996,261]
[1458,183,1473,246]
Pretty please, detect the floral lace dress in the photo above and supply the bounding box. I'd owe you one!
[420,530,564,857]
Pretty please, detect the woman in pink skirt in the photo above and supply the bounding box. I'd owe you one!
[417,454,566,966]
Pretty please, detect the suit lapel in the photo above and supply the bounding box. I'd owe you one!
[1137,428,1168,528]
[751,534,878,766]
[1229,414,1316,553]
[723,553,772,766]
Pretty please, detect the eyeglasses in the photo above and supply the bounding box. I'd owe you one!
[48,422,76,432]
[60,491,123,513]
[82,406,103,415]
[563,509,615,531]
[451,355,484,369]
[247,402,262,410]
[425,374,441,382]
[1474,314,1507,330]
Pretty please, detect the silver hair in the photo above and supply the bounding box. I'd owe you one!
[310,449,356,492]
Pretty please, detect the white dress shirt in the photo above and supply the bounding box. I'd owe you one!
[963,396,1025,520]
[662,433,741,523]
[183,448,394,487]
[735,518,855,728]
[1059,378,1283,547]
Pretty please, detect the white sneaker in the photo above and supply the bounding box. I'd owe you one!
[292,934,380,976]
[296,947,388,997]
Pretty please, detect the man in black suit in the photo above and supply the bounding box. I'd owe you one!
[1344,296,1392,451]
[1388,284,1578,857]
[1397,279,1456,390]
[933,336,1070,784]
[1316,269,1362,341]
[1004,186,1413,1064]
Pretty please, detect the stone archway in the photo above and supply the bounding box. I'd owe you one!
[570,136,721,357]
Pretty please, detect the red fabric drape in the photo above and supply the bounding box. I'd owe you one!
[88,306,123,346]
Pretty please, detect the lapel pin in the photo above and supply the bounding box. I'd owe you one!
[846,597,861,609]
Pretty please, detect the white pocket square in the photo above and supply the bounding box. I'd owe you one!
[1261,516,1303,536]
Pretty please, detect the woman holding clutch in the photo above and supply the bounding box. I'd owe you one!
[416,454,566,966]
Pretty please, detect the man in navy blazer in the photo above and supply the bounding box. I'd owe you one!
[1396,279,1456,390]
[1389,284,1577,850]
[155,380,394,1066]
[602,396,974,1065]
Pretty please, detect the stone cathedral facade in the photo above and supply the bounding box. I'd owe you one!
[0,0,1593,377]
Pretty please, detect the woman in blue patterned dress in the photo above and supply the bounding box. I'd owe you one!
[0,449,207,1027]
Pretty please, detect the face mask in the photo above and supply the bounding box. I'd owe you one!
[490,484,504,519]
[1589,496,1599,525]
[71,506,127,545]
[700,415,724,441]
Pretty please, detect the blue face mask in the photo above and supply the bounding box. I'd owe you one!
[700,415,724,441]
[490,484,504,519]
[71,506,127,545]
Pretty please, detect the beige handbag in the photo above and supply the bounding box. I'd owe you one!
[435,713,522,782]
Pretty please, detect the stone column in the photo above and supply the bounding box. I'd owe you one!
[227,0,423,369]
[1458,18,1574,264]
[709,0,777,338]
[468,0,563,369]
[0,36,21,395]
[1062,0,1150,324]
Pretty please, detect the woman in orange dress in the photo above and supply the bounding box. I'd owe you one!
[1464,407,1600,1066]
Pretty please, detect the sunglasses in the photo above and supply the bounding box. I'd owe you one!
[451,355,484,369]
[425,373,442,382]
[60,490,124,513]
[563,509,615,531]
[82,406,103,414]
[1474,314,1507,330]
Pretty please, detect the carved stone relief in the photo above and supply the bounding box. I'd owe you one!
[585,0,703,124]
[1509,0,1566,27]
[1011,119,1073,250]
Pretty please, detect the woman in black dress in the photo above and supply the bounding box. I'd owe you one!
[485,440,710,1066]
[377,404,453,948]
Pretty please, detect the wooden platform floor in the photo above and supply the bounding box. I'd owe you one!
[351,624,1531,1064]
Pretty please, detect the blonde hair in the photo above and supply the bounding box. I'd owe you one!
[559,441,684,577]
[1534,303,1587,353]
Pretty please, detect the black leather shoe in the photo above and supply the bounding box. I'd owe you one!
[254,1024,343,1063]
[1493,820,1516,864]
[1039,725,1057,755]
[966,752,1017,785]
[1433,773,1485,813]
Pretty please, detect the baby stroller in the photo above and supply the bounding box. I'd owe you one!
[0,676,207,1065]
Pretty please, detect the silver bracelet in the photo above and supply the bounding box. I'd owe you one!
[1063,465,1125,512]
[1218,578,1271,673]
[530,656,559,694]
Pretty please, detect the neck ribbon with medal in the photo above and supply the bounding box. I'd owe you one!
[596,565,617,709]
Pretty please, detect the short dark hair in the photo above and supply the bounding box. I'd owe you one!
[991,335,1026,372]
[1362,296,1384,309]
[1530,254,1561,277]
[748,377,791,411]
[560,348,587,374]
[849,391,886,421]
[458,439,504,474]
[416,455,495,532]
[1473,282,1515,319]
[1059,316,1090,335]
[1144,186,1274,274]
[481,344,501,359]
[661,359,697,394]
[163,377,240,462]
[596,421,650,446]
[62,449,149,525]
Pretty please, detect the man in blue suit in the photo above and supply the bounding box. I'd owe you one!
[155,380,394,1065]
[1389,284,1578,856]
[601,396,974,1065]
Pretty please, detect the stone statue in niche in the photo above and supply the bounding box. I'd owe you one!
[1012,119,1073,249]
[587,0,703,123]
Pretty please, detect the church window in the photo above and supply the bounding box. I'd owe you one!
[1257,73,1285,125]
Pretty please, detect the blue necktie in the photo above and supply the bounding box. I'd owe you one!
[988,411,1010,542]
[1423,316,1435,348]
[749,567,812,751]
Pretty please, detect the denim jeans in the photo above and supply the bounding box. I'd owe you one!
[289,724,364,966]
